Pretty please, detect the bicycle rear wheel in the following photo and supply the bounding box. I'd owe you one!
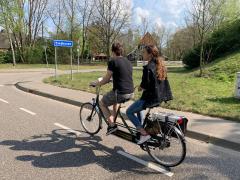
[80,102,102,135]
[146,126,186,167]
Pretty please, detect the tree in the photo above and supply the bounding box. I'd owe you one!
[1,0,48,63]
[26,0,48,47]
[47,0,65,36]
[188,0,224,76]
[152,25,171,53]
[0,0,16,66]
[220,0,240,22]
[140,16,150,36]
[90,0,131,58]
[62,0,78,41]
[116,28,135,55]
[76,0,94,63]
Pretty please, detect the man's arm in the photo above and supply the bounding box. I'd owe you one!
[90,70,112,86]
[96,70,113,86]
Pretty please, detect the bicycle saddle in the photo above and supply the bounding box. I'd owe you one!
[145,103,160,109]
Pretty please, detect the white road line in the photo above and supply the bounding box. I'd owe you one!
[0,98,9,104]
[117,150,174,177]
[0,85,4,87]
[19,108,36,115]
[54,123,81,136]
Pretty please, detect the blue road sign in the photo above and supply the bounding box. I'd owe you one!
[53,40,73,47]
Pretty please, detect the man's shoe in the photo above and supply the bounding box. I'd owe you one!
[137,135,151,145]
[106,124,118,135]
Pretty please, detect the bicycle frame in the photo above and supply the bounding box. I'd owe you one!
[90,86,151,144]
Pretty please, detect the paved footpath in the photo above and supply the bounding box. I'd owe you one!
[13,68,240,152]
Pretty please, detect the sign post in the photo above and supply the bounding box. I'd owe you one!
[70,48,73,80]
[54,47,57,79]
[53,40,73,80]
[77,39,80,72]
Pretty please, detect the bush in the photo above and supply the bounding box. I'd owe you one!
[0,51,7,63]
[0,50,12,64]
[183,19,240,69]
[182,48,200,69]
[25,46,45,64]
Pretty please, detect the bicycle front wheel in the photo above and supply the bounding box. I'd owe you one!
[146,126,186,167]
[80,103,102,135]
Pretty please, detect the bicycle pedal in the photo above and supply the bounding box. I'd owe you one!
[139,143,147,151]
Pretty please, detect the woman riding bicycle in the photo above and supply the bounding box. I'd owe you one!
[127,45,167,145]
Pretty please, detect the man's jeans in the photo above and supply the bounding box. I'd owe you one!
[126,99,145,129]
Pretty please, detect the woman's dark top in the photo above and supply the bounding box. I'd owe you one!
[140,59,173,107]
[140,59,159,106]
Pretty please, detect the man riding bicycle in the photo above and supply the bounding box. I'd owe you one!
[90,42,134,135]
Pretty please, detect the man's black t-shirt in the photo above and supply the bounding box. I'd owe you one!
[108,56,134,94]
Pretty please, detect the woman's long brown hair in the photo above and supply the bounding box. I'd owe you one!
[144,45,167,80]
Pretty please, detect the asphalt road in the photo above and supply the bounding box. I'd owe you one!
[0,70,240,180]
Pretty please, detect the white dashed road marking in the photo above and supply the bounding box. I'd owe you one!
[117,150,174,177]
[19,108,36,115]
[0,98,9,104]
[0,85,4,87]
[54,123,81,136]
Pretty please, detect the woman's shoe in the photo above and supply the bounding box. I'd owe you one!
[137,135,151,144]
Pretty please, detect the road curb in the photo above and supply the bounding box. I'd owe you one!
[15,82,83,107]
[186,131,240,152]
[15,81,240,152]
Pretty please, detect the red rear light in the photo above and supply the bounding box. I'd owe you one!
[177,117,183,124]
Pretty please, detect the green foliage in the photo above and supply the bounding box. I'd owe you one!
[0,50,14,64]
[221,0,240,21]
[182,48,200,69]
[183,19,240,68]
[0,51,7,63]
[24,46,44,64]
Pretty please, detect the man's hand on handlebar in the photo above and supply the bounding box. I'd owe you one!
[89,77,104,87]
[138,86,144,92]
[89,81,98,87]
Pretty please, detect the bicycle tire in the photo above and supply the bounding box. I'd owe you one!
[146,126,186,167]
[80,102,102,135]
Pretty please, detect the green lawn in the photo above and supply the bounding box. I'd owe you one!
[0,63,106,70]
[44,66,240,122]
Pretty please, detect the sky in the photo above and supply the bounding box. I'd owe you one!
[0,0,191,34]
[131,0,191,31]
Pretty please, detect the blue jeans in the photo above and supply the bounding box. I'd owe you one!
[126,99,145,129]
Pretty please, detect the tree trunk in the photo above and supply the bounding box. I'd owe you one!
[9,36,16,66]
[106,37,111,60]
[81,28,86,63]
[199,39,204,77]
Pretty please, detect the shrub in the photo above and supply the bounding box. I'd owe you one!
[183,19,240,69]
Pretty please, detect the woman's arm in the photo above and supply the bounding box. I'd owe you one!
[140,68,150,90]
